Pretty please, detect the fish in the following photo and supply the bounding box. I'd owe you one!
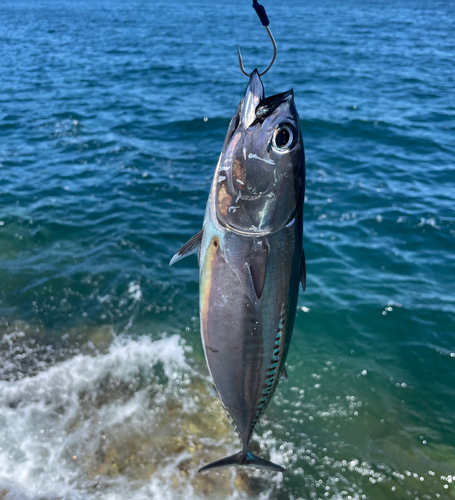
[170,69,306,473]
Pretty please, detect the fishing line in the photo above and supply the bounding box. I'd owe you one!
[252,0,270,27]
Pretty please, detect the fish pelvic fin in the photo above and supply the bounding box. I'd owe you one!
[169,230,203,266]
[199,450,286,473]
[280,367,288,380]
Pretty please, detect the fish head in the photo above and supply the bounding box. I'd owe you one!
[214,69,305,234]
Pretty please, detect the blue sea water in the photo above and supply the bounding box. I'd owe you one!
[0,0,454,498]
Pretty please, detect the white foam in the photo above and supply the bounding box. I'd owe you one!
[0,333,290,500]
[0,334,202,499]
[128,281,142,302]
[2,331,341,499]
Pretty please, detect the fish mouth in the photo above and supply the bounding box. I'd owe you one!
[239,70,294,129]
[253,89,294,126]
[240,69,265,129]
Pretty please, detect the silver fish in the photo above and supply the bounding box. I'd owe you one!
[170,69,306,473]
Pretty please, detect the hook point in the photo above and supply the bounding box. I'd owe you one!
[237,46,250,77]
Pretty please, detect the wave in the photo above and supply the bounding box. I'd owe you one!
[0,332,283,500]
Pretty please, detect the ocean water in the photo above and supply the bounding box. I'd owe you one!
[0,0,454,498]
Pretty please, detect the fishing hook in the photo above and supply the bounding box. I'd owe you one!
[237,25,277,78]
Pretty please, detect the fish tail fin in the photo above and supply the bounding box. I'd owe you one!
[198,450,286,473]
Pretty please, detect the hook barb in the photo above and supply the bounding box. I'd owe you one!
[237,26,277,78]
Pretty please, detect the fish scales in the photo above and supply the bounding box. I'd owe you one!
[171,69,305,472]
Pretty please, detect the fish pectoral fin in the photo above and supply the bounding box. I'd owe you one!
[280,367,288,380]
[210,384,219,398]
[248,240,269,299]
[169,230,203,266]
[199,450,285,473]
[300,248,306,292]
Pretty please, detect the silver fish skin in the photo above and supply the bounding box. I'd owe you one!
[170,69,305,473]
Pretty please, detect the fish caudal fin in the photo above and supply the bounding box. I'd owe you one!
[198,450,286,473]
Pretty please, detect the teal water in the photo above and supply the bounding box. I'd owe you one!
[1,0,454,498]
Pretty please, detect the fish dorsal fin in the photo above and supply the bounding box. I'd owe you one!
[169,230,203,266]
[300,248,306,292]
[280,367,288,380]
[248,240,269,300]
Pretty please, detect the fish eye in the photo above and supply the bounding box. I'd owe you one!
[272,123,296,152]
